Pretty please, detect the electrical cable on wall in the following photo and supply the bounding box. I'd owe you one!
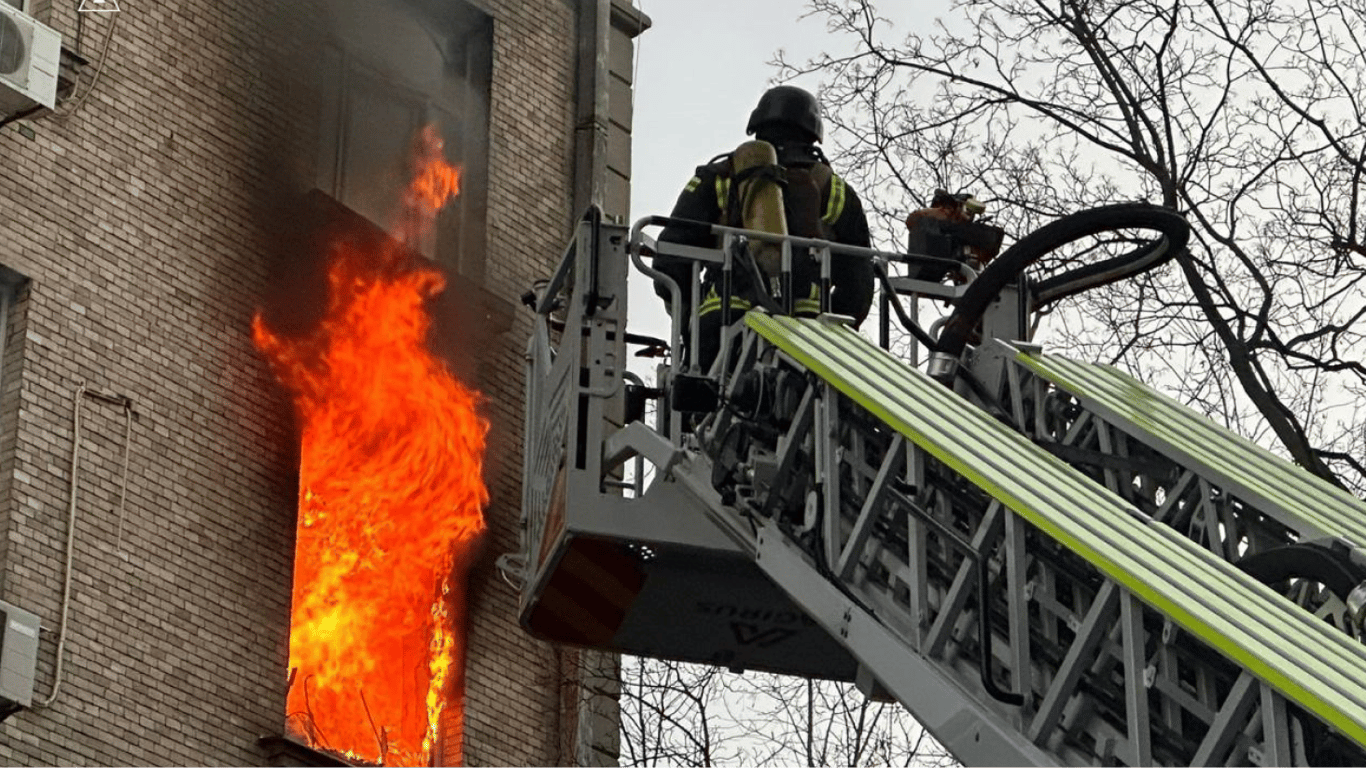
[631,0,644,95]
[37,381,137,709]
[37,381,87,709]
[50,7,118,121]
[113,397,134,553]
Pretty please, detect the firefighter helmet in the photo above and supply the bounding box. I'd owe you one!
[746,85,824,144]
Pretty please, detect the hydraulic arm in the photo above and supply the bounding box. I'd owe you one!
[506,205,1366,766]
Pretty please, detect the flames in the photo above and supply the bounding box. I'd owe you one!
[253,125,487,765]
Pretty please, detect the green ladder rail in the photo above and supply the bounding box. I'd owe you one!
[741,312,1366,764]
[1012,349,1366,547]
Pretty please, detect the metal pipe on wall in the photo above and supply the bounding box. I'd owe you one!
[570,0,612,219]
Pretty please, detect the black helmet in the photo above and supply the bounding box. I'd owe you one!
[746,85,823,144]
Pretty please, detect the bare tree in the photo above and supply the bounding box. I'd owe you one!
[617,656,955,767]
[618,657,730,766]
[778,0,1366,492]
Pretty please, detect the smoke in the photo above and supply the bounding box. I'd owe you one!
[251,0,493,387]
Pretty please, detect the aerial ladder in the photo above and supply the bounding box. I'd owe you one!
[502,202,1366,766]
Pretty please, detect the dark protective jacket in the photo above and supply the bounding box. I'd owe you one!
[653,143,875,327]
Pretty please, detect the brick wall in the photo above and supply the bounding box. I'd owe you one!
[461,0,578,765]
[0,0,611,764]
[0,0,299,762]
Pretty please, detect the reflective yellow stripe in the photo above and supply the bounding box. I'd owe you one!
[698,286,751,316]
[714,170,842,222]
[794,283,822,316]
[701,285,824,316]
[684,175,702,193]
[823,175,845,225]
[699,297,753,316]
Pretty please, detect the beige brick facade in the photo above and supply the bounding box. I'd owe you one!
[0,0,639,764]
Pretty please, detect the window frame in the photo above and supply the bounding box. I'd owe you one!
[313,0,492,282]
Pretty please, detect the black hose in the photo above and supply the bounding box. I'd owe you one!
[895,489,1025,706]
[976,556,1026,706]
[873,262,938,351]
[937,203,1190,364]
[1236,542,1366,605]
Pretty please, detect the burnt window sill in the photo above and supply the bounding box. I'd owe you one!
[258,735,356,767]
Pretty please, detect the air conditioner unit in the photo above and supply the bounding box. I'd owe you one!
[0,599,40,722]
[0,2,61,116]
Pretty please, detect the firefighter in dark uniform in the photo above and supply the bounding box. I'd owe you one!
[652,85,875,372]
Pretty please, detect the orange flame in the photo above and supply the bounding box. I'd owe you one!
[407,128,463,220]
[253,124,485,766]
